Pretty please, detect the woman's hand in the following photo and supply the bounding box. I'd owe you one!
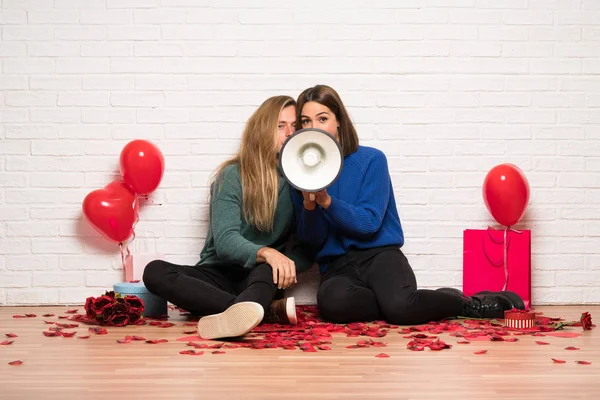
[302,190,331,210]
[257,247,297,289]
[301,191,317,210]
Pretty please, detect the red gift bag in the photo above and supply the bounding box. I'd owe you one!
[463,228,531,309]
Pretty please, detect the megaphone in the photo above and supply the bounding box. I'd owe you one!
[279,128,343,197]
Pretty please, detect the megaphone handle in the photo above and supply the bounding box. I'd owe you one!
[309,193,315,202]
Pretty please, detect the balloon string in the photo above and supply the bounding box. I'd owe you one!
[127,195,140,256]
[119,242,126,271]
[503,226,508,291]
[481,226,522,291]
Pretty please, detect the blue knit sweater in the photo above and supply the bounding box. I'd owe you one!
[291,146,404,273]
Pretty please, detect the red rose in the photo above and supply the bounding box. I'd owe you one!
[124,295,145,314]
[91,296,115,317]
[128,311,143,324]
[105,291,116,299]
[581,312,593,331]
[101,303,116,323]
[84,297,96,318]
[108,314,130,327]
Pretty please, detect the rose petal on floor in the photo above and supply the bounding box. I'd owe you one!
[145,339,168,344]
[375,353,390,358]
[551,358,566,364]
[474,350,487,355]
[546,332,581,338]
[8,360,23,365]
[565,346,580,350]
[576,361,592,365]
[535,341,550,345]
[1,340,14,345]
[176,335,202,342]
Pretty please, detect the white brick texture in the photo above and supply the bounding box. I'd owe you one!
[0,1,599,305]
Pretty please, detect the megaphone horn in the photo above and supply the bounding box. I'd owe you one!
[279,128,343,193]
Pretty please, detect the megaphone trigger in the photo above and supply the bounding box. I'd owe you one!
[309,193,315,202]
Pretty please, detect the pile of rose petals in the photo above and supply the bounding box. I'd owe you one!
[4,306,593,365]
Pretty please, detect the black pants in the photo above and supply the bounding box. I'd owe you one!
[142,260,278,316]
[317,246,464,325]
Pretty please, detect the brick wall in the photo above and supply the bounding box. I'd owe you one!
[1,0,599,305]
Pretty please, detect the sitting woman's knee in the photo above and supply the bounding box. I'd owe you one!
[142,260,167,293]
[317,282,353,323]
[380,299,415,325]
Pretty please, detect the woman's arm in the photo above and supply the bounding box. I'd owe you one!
[321,151,391,238]
[291,189,329,248]
[209,177,263,268]
[210,171,298,288]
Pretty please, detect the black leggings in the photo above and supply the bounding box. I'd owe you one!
[317,246,463,325]
[142,260,277,316]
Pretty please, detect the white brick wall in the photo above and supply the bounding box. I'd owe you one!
[1,0,600,306]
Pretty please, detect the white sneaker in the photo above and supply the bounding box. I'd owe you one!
[197,302,264,340]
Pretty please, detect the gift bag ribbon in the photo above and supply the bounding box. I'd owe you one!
[482,226,523,291]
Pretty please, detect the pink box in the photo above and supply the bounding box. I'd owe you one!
[463,228,531,309]
[124,253,164,283]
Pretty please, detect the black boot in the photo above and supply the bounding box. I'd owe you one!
[437,288,525,319]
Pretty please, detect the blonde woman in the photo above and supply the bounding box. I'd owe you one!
[143,96,315,339]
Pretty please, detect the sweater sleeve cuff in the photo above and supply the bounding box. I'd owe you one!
[241,243,264,269]
[323,196,340,216]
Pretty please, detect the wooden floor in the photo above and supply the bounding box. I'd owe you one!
[1,305,599,400]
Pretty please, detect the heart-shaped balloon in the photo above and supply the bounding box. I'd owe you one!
[120,140,165,196]
[82,180,139,243]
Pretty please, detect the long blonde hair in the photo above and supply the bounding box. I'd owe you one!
[211,95,296,232]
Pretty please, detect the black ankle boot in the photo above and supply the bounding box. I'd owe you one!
[436,288,525,319]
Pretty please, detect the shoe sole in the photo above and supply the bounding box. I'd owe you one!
[197,302,264,340]
[477,290,525,310]
[286,297,298,325]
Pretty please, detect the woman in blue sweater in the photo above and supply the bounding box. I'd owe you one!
[291,85,525,325]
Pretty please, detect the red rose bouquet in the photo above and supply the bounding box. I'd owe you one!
[84,290,145,327]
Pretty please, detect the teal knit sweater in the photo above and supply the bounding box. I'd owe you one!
[198,164,315,272]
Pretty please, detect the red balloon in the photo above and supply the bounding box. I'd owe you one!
[482,164,530,227]
[82,180,139,243]
[119,140,165,195]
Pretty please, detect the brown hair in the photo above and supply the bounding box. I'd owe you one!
[212,95,296,232]
[296,85,359,157]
